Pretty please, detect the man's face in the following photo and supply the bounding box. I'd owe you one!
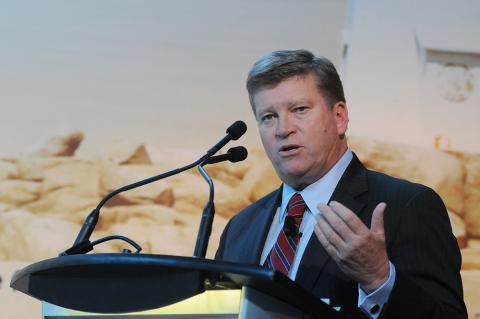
[253,73,349,190]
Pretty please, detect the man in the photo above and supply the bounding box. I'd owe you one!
[215,50,466,318]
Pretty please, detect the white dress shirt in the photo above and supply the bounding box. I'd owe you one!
[259,149,395,318]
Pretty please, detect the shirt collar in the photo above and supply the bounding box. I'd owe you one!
[280,149,353,221]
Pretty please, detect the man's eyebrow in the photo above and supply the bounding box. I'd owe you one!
[288,98,310,106]
[257,105,275,114]
[280,99,309,109]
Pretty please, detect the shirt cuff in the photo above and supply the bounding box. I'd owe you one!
[357,261,396,319]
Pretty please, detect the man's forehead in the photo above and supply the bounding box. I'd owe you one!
[256,73,312,92]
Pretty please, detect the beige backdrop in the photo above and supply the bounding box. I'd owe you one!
[1,1,479,318]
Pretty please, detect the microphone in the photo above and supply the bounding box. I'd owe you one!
[205,121,247,158]
[205,146,248,165]
[283,216,301,237]
[61,121,247,256]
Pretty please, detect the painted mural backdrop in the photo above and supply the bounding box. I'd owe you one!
[1,1,479,318]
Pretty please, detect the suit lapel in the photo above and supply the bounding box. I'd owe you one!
[295,154,369,291]
[237,188,282,264]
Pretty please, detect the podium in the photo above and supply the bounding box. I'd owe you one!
[11,254,347,319]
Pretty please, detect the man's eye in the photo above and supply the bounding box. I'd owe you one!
[294,106,308,113]
[261,114,274,122]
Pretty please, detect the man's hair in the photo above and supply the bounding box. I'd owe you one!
[246,49,345,111]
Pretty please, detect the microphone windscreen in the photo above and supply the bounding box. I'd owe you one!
[226,121,247,140]
[228,146,248,162]
[283,215,296,236]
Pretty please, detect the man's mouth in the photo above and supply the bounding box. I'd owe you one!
[279,145,302,156]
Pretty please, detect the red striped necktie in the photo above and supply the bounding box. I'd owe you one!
[265,193,307,276]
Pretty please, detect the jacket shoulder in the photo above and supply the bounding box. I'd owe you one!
[365,169,435,203]
[230,188,281,223]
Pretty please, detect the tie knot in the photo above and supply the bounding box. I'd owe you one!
[287,193,306,218]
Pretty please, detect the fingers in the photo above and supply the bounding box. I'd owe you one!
[370,202,386,236]
[317,203,356,242]
[314,223,340,257]
[317,201,369,239]
[315,201,386,251]
[328,201,368,234]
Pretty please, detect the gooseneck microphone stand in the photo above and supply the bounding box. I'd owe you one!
[193,162,215,258]
[61,121,247,256]
[61,158,205,256]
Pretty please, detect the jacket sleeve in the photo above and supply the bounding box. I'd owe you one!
[214,219,231,261]
[381,188,467,319]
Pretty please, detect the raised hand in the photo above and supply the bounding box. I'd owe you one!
[314,201,389,293]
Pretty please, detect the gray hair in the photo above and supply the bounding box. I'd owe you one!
[246,49,345,111]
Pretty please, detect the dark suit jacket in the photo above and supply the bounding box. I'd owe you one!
[215,154,467,318]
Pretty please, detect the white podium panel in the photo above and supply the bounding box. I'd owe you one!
[42,290,241,319]
[42,287,316,319]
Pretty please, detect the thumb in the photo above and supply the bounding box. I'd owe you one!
[370,202,386,236]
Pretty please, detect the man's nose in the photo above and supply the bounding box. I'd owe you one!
[275,115,295,138]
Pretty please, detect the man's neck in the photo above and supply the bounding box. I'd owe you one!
[288,146,350,191]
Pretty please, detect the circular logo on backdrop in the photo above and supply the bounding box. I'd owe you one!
[435,63,474,103]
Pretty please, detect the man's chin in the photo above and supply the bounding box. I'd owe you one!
[278,168,309,188]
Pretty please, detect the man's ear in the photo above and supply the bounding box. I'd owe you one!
[333,101,349,137]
